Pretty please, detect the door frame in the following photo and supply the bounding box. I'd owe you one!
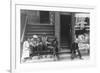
[59,12,75,48]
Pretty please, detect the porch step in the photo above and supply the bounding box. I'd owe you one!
[60,43,69,46]
[60,46,69,49]
[26,30,54,32]
[58,49,71,54]
[23,19,54,41]
[27,24,54,29]
[25,32,54,36]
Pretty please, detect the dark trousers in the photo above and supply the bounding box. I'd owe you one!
[54,46,59,59]
[71,48,82,59]
[71,43,82,59]
[29,45,38,57]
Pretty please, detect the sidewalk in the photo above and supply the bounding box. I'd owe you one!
[21,53,89,63]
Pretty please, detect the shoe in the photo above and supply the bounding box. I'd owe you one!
[71,58,74,60]
[71,56,74,60]
[79,57,83,60]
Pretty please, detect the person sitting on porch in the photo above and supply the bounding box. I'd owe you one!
[21,38,30,62]
[41,33,49,51]
[40,33,51,58]
[29,35,40,58]
[51,37,59,60]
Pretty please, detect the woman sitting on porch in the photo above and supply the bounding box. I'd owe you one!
[21,38,31,62]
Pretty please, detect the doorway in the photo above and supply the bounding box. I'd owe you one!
[60,14,72,49]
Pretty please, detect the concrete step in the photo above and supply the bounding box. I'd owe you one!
[27,24,54,28]
[25,32,54,36]
[60,46,69,48]
[59,49,71,53]
[24,35,54,39]
[60,43,69,46]
[26,27,54,30]
[26,30,54,32]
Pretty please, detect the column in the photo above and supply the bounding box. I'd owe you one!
[55,12,60,48]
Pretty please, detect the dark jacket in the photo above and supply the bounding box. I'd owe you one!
[72,42,78,50]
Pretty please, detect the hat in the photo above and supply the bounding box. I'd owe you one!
[33,35,38,38]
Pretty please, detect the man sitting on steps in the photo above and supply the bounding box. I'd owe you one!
[29,35,40,59]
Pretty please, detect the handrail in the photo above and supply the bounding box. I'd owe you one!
[21,15,28,43]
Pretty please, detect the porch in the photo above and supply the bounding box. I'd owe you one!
[20,10,90,62]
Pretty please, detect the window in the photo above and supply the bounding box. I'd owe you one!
[40,11,50,24]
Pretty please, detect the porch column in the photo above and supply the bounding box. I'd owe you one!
[71,13,75,43]
[55,12,60,48]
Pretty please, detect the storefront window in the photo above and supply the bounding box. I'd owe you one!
[74,13,90,50]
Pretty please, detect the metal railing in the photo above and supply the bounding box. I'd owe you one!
[21,15,28,43]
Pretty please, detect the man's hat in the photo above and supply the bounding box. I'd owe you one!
[33,35,38,38]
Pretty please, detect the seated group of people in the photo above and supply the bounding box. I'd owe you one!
[21,32,89,62]
[21,33,59,62]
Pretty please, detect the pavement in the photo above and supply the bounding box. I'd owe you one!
[21,53,89,63]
